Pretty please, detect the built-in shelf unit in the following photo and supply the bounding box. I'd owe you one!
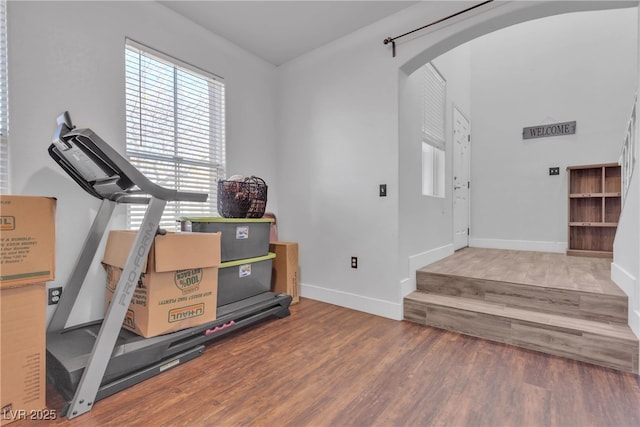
[567,163,621,258]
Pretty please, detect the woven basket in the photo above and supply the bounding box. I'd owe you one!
[217,176,267,218]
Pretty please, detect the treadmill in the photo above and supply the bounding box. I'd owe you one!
[46,112,291,419]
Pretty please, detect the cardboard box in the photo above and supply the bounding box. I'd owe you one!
[269,242,299,304]
[0,283,46,425]
[103,231,221,338]
[0,196,56,288]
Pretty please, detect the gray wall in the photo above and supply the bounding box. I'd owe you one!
[6,1,638,325]
[8,1,279,326]
[398,43,472,294]
[469,8,637,252]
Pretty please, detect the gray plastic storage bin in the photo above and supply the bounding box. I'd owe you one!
[182,217,273,262]
[217,253,275,306]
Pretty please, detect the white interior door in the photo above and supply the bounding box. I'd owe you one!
[453,106,470,250]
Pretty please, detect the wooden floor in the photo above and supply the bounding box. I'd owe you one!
[407,248,638,373]
[420,247,624,295]
[13,298,640,427]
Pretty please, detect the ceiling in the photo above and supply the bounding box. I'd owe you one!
[159,1,419,66]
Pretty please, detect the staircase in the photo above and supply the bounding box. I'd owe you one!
[404,249,639,374]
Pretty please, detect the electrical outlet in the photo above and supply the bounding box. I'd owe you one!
[48,287,62,305]
[549,167,560,176]
[351,256,358,269]
[379,184,387,197]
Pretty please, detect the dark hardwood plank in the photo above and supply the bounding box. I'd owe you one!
[11,299,640,427]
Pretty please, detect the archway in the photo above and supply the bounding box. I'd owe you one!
[398,1,638,307]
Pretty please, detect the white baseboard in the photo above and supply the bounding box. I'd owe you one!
[630,310,640,340]
[469,238,566,253]
[611,262,636,300]
[400,277,411,299]
[301,283,403,320]
[611,262,640,339]
[401,244,455,297]
[299,245,454,322]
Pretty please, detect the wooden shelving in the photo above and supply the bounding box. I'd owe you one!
[567,163,621,258]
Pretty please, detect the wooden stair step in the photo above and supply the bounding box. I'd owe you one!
[417,271,629,325]
[404,291,639,373]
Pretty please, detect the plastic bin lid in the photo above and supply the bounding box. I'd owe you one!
[219,252,276,269]
[180,216,274,223]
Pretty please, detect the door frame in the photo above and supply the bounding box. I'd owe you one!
[452,104,471,250]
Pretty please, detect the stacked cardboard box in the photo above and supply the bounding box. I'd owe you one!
[102,230,221,338]
[0,196,56,426]
[269,242,299,304]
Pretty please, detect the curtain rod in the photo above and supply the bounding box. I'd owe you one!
[383,0,494,57]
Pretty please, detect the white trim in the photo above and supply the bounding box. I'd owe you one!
[452,104,471,251]
[611,262,636,300]
[300,283,402,321]
[470,238,566,253]
[611,262,640,339]
[630,310,640,340]
[400,277,411,298]
[402,244,455,297]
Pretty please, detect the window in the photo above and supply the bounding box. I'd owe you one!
[421,63,446,198]
[422,142,445,197]
[0,0,8,194]
[125,40,225,230]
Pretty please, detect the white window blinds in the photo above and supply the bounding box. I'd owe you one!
[125,40,225,230]
[422,63,446,148]
[0,0,8,194]
[421,62,446,198]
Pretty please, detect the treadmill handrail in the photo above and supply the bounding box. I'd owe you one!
[64,128,207,203]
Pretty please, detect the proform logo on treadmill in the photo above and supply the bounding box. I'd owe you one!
[174,268,202,294]
[118,220,155,307]
[168,303,204,323]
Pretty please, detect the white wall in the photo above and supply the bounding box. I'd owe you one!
[398,43,471,297]
[7,1,278,327]
[275,16,402,318]
[275,1,492,318]
[276,1,635,320]
[8,0,638,325]
[469,8,638,253]
[613,163,640,336]
[612,6,640,339]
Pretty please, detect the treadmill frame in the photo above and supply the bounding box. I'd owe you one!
[46,113,290,419]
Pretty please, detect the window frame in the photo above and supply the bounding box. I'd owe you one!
[421,62,446,198]
[124,39,225,230]
[422,142,445,198]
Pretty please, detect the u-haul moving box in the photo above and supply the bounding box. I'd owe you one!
[103,231,221,338]
[0,196,54,425]
[0,195,56,288]
[0,284,47,426]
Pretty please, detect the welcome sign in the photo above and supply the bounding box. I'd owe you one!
[523,121,576,139]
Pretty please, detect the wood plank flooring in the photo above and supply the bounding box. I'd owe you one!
[420,247,624,295]
[408,247,638,373]
[12,299,640,427]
